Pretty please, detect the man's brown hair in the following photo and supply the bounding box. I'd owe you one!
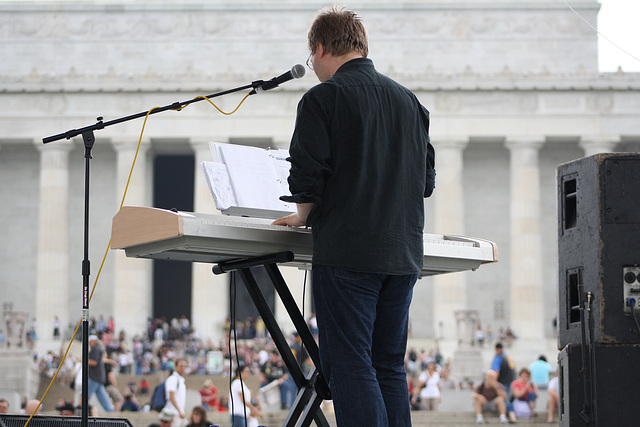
[308,7,368,57]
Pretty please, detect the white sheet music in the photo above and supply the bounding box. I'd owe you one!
[201,161,237,210]
[203,143,296,216]
[271,149,293,198]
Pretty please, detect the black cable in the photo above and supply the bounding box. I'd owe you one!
[303,224,311,323]
[586,292,598,427]
[631,300,640,337]
[301,227,310,372]
[302,269,308,320]
[228,272,235,425]
[229,271,249,427]
[300,268,309,374]
[577,280,592,425]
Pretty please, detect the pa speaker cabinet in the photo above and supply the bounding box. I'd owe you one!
[559,343,640,427]
[557,153,640,348]
[0,415,133,427]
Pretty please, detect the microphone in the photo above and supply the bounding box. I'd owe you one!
[251,64,305,94]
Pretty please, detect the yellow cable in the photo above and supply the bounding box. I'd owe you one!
[190,93,251,115]
[27,91,252,426]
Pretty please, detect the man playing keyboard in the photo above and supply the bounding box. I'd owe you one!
[273,7,435,426]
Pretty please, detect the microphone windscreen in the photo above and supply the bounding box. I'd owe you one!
[291,64,306,79]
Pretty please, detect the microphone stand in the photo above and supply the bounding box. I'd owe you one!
[42,78,267,427]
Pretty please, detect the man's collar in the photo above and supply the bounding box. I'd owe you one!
[335,57,373,74]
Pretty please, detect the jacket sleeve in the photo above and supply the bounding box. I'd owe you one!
[422,106,436,198]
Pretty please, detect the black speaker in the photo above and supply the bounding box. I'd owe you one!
[557,153,640,348]
[0,415,133,427]
[559,343,640,427]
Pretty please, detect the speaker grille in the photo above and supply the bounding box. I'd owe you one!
[0,415,133,427]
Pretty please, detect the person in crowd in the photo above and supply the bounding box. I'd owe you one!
[120,394,140,412]
[255,316,266,339]
[104,356,124,411]
[472,371,516,424]
[439,366,460,390]
[73,400,98,417]
[71,357,83,407]
[139,377,150,395]
[485,325,494,343]
[0,398,9,414]
[281,332,310,409]
[108,316,115,334]
[411,361,441,411]
[87,335,115,412]
[529,354,552,389]
[505,327,516,346]
[198,379,219,411]
[491,342,515,395]
[510,367,538,418]
[23,400,42,415]
[218,396,229,413]
[406,348,419,376]
[148,408,175,427]
[163,358,187,425]
[476,323,485,347]
[308,313,318,336]
[259,350,290,410]
[53,316,60,340]
[186,405,211,427]
[272,6,435,426]
[229,365,262,427]
[55,399,75,415]
[547,372,559,423]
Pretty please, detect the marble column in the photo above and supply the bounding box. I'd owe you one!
[111,138,152,337]
[506,139,545,341]
[34,139,73,355]
[190,139,229,346]
[579,138,618,157]
[431,138,468,352]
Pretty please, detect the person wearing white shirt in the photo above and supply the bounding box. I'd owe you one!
[163,358,187,426]
[411,362,441,411]
[229,365,262,427]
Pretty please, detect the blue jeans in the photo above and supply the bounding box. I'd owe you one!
[87,378,114,412]
[230,414,247,427]
[313,265,417,427]
[281,376,297,409]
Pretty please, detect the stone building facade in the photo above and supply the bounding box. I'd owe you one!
[0,0,639,358]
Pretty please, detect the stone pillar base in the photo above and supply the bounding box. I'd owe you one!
[0,350,40,410]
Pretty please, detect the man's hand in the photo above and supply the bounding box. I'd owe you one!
[272,203,315,227]
[272,213,306,227]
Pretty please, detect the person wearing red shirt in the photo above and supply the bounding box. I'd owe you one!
[510,368,539,417]
[198,380,219,411]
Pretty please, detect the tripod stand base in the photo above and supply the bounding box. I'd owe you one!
[214,252,330,427]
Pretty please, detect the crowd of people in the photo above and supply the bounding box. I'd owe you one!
[470,344,558,424]
[24,315,307,425]
[405,341,559,424]
[25,313,561,425]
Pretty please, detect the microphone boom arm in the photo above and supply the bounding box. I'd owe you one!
[42,82,262,144]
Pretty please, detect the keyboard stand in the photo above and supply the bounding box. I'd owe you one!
[213,251,331,427]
